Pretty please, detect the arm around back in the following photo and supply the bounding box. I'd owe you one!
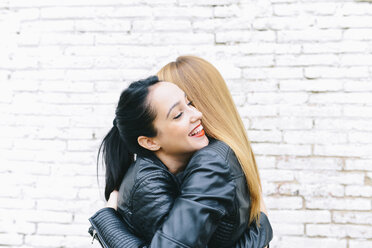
[150,147,236,248]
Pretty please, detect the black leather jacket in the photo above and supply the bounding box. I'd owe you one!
[89,139,273,247]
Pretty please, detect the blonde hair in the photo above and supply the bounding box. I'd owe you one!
[157,55,262,224]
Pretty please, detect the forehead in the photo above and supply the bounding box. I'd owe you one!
[149,81,185,113]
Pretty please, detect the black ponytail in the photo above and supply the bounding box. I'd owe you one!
[97,76,160,201]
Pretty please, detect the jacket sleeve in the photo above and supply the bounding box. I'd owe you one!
[88,207,146,248]
[130,171,178,241]
[149,150,236,248]
[232,212,273,248]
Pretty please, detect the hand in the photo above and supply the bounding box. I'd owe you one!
[106,190,119,210]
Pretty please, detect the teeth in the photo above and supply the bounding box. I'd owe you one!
[189,125,203,136]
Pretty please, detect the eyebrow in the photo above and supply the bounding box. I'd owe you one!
[166,93,187,119]
[166,101,180,119]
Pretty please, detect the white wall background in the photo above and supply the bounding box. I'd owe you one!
[0,0,371,247]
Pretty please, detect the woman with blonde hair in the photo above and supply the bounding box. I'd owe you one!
[89,56,272,247]
[158,55,264,224]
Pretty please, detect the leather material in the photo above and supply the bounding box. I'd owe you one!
[89,207,146,248]
[90,139,273,247]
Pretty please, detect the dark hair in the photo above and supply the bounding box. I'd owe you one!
[98,76,160,200]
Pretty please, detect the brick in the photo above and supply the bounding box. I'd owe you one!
[261,182,277,195]
[265,196,303,209]
[276,54,338,66]
[216,31,275,43]
[181,0,239,5]
[78,188,102,200]
[333,211,372,225]
[315,119,372,131]
[296,171,363,185]
[0,233,23,245]
[75,19,131,32]
[14,139,66,151]
[248,92,308,104]
[25,235,65,247]
[349,240,372,248]
[302,3,337,15]
[344,81,372,91]
[133,20,192,32]
[214,5,240,18]
[234,55,274,67]
[20,20,74,32]
[303,42,369,53]
[306,197,371,210]
[279,105,342,117]
[250,117,279,130]
[243,67,303,79]
[344,106,372,117]
[280,80,343,92]
[0,220,35,234]
[284,130,347,144]
[252,143,311,156]
[38,223,87,236]
[345,185,372,197]
[248,130,282,143]
[349,131,372,144]
[244,81,278,92]
[270,222,304,235]
[39,56,94,69]
[238,43,275,54]
[154,7,213,17]
[317,16,372,28]
[305,67,369,79]
[278,30,342,42]
[345,159,372,171]
[194,19,242,32]
[1,161,50,175]
[270,210,331,223]
[260,169,295,182]
[213,61,241,79]
[37,199,98,212]
[40,33,94,46]
[12,70,65,81]
[274,43,302,54]
[239,105,277,117]
[279,237,346,248]
[15,210,72,223]
[279,183,344,197]
[307,224,372,238]
[273,3,300,16]
[253,16,314,30]
[278,117,313,130]
[23,186,78,200]
[255,156,276,169]
[314,144,372,157]
[277,157,343,171]
[342,2,372,15]
[310,93,372,104]
[344,29,372,40]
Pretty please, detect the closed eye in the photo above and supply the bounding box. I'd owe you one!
[174,112,183,119]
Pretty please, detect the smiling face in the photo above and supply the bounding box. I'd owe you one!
[144,81,209,167]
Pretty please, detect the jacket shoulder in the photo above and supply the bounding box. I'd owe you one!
[194,139,231,161]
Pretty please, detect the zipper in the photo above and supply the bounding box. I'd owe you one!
[91,229,97,244]
[90,226,109,248]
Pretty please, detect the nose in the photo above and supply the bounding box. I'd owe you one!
[190,107,202,123]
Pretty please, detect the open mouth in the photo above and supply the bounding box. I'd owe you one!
[189,123,205,137]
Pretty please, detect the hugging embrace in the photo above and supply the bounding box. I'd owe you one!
[89,56,273,248]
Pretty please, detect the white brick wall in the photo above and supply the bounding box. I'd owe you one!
[1,0,371,247]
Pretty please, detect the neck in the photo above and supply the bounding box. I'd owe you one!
[154,151,192,174]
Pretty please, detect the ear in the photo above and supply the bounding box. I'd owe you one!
[137,136,160,151]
